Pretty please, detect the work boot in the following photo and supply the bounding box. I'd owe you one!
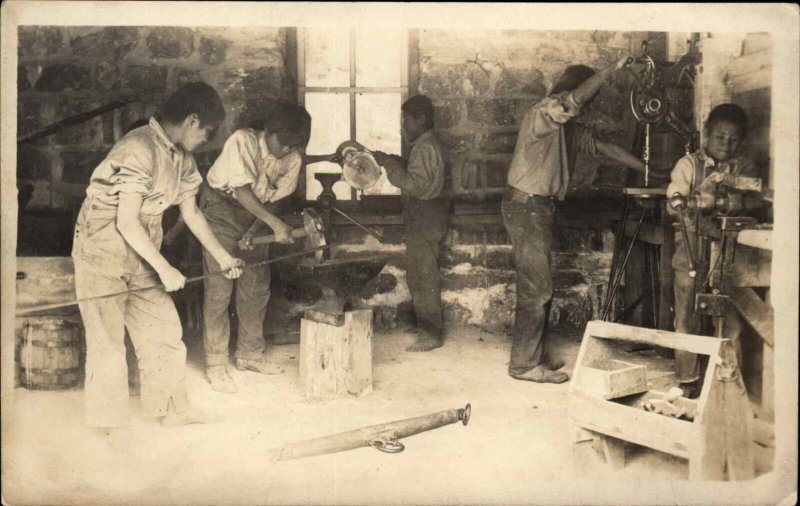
[235,355,284,375]
[510,365,570,384]
[207,365,237,394]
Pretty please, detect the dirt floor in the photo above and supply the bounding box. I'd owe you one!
[3,323,774,505]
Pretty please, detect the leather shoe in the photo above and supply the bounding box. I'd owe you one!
[235,356,284,375]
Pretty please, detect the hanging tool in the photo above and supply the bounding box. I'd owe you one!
[245,208,326,263]
[15,243,332,316]
[268,403,471,461]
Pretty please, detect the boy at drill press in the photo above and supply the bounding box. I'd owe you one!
[201,102,337,393]
[667,103,759,399]
[503,56,645,384]
[373,95,448,352]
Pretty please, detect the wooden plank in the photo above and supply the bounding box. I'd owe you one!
[731,69,771,93]
[16,257,76,310]
[720,344,756,480]
[736,229,772,251]
[741,33,772,55]
[762,335,774,421]
[730,246,772,287]
[584,321,723,356]
[690,358,728,480]
[568,390,692,459]
[729,287,774,346]
[727,50,772,77]
[752,417,774,448]
[599,434,626,471]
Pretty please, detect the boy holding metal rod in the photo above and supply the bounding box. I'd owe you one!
[72,82,244,431]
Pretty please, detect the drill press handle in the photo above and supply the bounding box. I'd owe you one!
[669,193,697,278]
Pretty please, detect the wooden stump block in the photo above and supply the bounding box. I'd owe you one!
[299,309,373,398]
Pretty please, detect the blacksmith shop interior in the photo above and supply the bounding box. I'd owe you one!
[6,26,787,505]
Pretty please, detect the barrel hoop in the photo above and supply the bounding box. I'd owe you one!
[22,339,80,348]
[20,366,81,375]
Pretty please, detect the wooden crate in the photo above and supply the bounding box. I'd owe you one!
[578,359,648,400]
[569,321,755,481]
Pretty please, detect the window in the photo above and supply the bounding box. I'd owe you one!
[299,28,408,201]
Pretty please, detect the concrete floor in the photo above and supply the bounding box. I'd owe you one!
[3,324,773,505]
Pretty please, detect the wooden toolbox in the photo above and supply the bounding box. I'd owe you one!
[568,321,755,481]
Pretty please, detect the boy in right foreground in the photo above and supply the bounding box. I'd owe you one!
[666,103,759,398]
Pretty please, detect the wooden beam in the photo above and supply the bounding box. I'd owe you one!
[729,287,774,346]
[569,390,692,459]
[583,321,723,356]
[736,229,772,250]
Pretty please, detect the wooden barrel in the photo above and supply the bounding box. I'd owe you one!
[18,315,83,390]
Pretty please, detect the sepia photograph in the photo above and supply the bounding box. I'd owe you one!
[1,2,797,505]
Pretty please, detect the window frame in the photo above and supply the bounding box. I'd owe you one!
[297,27,415,202]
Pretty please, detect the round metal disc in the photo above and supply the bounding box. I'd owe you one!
[342,151,381,189]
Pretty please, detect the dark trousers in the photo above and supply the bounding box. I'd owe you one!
[403,197,448,338]
[199,185,271,367]
[501,190,556,375]
[672,231,742,382]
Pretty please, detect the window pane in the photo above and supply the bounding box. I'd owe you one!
[355,29,403,87]
[356,93,402,195]
[304,92,351,200]
[305,29,350,87]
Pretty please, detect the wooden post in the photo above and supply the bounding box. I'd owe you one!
[299,309,373,398]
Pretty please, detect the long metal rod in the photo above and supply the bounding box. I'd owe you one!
[15,243,332,316]
[18,98,133,145]
[269,404,470,462]
[602,210,646,321]
[330,205,385,242]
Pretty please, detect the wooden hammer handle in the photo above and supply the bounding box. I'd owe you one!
[250,227,307,246]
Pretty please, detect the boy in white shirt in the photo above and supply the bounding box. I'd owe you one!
[201,102,335,392]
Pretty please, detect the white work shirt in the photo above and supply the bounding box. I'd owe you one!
[84,116,202,216]
[207,128,302,203]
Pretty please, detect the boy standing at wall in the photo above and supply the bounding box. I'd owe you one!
[72,82,244,430]
[503,56,645,384]
[666,103,758,398]
[201,102,337,393]
[373,95,449,352]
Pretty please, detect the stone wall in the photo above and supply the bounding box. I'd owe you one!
[17,26,293,255]
[16,26,667,333]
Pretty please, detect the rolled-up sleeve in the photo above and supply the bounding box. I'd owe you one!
[215,130,259,190]
[175,158,203,205]
[666,156,694,216]
[667,156,694,198]
[529,101,561,139]
[385,144,440,198]
[106,139,154,195]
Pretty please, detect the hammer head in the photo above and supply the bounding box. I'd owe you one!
[302,208,326,263]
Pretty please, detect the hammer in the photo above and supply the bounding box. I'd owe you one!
[246,208,327,262]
